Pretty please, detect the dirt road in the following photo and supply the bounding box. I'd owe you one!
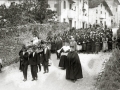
[0,52,111,90]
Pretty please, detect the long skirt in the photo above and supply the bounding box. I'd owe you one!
[86,43,91,53]
[82,43,86,51]
[59,55,67,69]
[108,41,112,50]
[95,43,100,53]
[102,42,108,51]
[112,42,116,49]
[91,42,95,53]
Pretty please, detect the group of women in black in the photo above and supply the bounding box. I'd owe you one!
[57,37,83,82]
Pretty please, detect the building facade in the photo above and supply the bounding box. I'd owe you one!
[89,0,113,28]
[106,0,120,28]
[48,0,89,29]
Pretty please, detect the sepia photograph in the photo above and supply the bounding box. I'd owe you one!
[0,0,120,90]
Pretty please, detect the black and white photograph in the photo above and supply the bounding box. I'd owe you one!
[0,0,120,90]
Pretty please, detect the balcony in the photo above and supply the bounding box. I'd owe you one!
[67,10,75,19]
[99,14,105,20]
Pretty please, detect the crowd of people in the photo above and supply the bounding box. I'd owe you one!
[48,27,117,54]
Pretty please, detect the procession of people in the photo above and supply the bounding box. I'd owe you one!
[19,38,51,81]
[19,31,84,83]
[18,26,119,83]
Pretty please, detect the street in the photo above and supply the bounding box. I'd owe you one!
[0,52,111,90]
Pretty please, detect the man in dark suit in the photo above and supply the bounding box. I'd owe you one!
[19,45,25,72]
[42,41,51,74]
[29,46,38,81]
[19,45,29,81]
[22,48,29,81]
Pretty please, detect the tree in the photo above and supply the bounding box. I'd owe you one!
[0,0,56,27]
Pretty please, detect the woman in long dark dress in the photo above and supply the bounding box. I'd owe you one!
[66,45,83,82]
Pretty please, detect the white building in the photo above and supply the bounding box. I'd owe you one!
[48,0,89,29]
[89,0,113,28]
[106,0,120,28]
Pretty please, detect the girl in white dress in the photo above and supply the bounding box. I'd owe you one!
[57,41,70,69]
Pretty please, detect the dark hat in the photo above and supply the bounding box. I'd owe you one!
[41,40,46,44]
[22,44,27,50]
[32,46,37,50]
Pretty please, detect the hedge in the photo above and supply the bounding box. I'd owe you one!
[0,22,69,67]
[95,48,120,90]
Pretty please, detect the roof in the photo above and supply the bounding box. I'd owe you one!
[114,0,120,4]
[89,0,104,8]
[89,0,113,16]
[68,0,75,3]
[102,0,113,16]
[89,0,120,8]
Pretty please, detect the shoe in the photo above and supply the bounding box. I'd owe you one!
[35,78,38,80]
[73,79,77,83]
[46,71,49,73]
[43,72,46,74]
[48,64,51,66]
[32,79,35,81]
[23,79,27,81]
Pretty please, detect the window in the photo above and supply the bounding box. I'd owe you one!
[75,6,76,11]
[64,1,66,9]
[74,21,76,28]
[70,4,72,9]
[63,18,65,22]
[101,4,102,8]
[116,8,117,12]
[96,9,98,14]
[101,11,102,14]
[100,21,102,24]
[105,12,106,18]
[96,20,98,24]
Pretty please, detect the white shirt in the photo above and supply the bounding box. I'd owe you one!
[0,59,2,64]
[62,46,70,52]
[44,48,47,54]
[23,52,25,55]
[33,37,39,45]
[33,52,35,57]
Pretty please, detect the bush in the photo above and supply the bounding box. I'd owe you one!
[0,22,69,67]
[95,49,120,90]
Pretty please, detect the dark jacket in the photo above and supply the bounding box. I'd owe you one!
[19,50,29,65]
[43,47,51,61]
[29,52,38,65]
